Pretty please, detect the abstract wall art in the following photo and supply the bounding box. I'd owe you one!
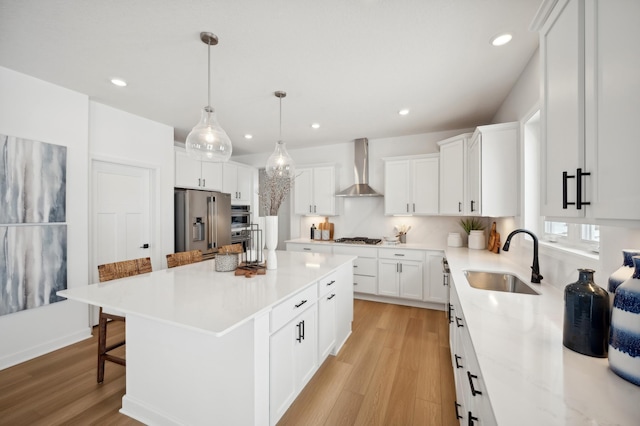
[0,134,67,224]
[0,225,67,316]
[0,134,68,316]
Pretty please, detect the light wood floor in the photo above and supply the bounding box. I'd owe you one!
[0,300,456,425]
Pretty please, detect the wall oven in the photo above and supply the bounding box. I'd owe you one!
[231,204,251,229]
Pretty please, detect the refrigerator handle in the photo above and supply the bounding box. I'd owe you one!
[208,196,216,249]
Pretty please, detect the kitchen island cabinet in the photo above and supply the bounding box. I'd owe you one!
[58,251,355,426]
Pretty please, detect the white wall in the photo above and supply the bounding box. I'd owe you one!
[89,102,175,271]
[492,48,540,124]
[0,66,91,369]
[235,129,476,248]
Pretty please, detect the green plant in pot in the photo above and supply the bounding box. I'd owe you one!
[459,217,485,235]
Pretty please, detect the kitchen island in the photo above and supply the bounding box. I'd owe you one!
[58,251,355,426]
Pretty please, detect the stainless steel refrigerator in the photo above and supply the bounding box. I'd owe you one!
[174,189,231,260]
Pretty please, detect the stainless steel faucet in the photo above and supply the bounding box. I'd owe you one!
[502,229,543,283]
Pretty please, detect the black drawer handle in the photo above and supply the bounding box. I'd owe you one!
[454,402,463,420]
[296,322,302,343]
[454,354,463,369]
[562,171,576,209]
[394,253,405,257]
[294,300,307,308]
[467,371,482,396]
[448,305,454,323]
[353,265,358,268]
[303,248,312,251]
[327,294,336,300]
[326,280,335,286]
[455,316,464,328]
[468,411,478,426]
[576,168,591,209]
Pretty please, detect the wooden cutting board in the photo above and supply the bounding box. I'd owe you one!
[487,222,499,252]
[235,263,267,277]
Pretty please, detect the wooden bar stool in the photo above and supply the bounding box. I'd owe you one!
[96,257,152,383]
[166,250,203,268]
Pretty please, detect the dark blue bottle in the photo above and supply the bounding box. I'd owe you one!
[563,269,610,358]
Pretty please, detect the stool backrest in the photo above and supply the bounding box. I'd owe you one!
[166,250,203,268]
[98,257,153,282]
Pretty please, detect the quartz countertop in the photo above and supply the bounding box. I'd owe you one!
[445,247,640,425]
[58,251,355,337]
[285,238,445,251]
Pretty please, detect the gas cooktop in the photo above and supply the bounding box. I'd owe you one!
[333,237,382,245]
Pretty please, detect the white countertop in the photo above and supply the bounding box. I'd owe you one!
[445,247,640,425]
[286,237,445,251]
[58,251,355,337]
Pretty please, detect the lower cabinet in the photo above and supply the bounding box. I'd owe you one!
[318,288,336,363]
[449,282,496,426]
[378,249,424,300]
[426,251,448,304]
[270,301,318,425]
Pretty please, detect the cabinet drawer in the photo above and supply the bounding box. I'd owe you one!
[353,275,377,294]
[378,248,424,261]
[318,271,338,297]
[353,257,377,276]
[286,243,332,254]
[271,284,318,333]
[333,245,378,258]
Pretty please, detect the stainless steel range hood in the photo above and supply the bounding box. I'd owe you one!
[335,138,383,197]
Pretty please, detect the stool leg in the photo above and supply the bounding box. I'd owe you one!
[97,310,107,384]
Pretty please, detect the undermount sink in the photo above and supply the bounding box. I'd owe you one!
[464,270,540,295]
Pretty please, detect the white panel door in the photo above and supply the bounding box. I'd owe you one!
[92,161,153,278]
[312,166,335,216]
[413,157,439,215]
[384,160,411,215]
[293,168,313,215]
[439,139,465,215]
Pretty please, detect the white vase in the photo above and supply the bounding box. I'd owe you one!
[468,230,486,250]
[258,217,267,249]
[265,216,278,270]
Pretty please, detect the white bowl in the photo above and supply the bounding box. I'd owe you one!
[384,236,398,242]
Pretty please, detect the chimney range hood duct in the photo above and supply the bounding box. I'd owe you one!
[335,138,382,197]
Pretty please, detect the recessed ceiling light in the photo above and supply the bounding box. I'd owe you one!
[244,134,253,139]
[110,78,127,87]
[491,33,513,47]
[311,123,320,129]
[398,109,410,116]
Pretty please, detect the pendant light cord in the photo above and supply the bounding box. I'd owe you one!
[207,41,211,108]
[279,96,282,141]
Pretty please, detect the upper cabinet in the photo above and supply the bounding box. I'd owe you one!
[175,148,223,191]
[223,162,254,205]
[438,134,471,216]
[466,123,519,217]
[384,154,439,215]
[535,0,639,221]
[293,165,336,216]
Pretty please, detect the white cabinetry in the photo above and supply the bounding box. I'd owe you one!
[384,154,439,215]
[293,166,336,216]
[449,283,497,425]
[425,251,448,304]
[317,273,337,363]
[222,162,253,205]
[438,134,471,215]
[334,245,378,295]
[378,249,424,300]
[285,242,333,254]
[535,0,639,221]
[269,285,318,425]
[466,123,519,217]
[175,148,223,191]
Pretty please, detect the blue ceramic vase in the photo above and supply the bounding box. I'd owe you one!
[563,269,610,357]
[608,249,640,293]
[609,256,640,386]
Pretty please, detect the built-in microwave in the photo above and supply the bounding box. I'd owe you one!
[231,204,251,229]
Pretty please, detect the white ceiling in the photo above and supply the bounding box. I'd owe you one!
[0,0,541,156]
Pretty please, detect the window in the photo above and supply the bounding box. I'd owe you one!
[543,221,599,251]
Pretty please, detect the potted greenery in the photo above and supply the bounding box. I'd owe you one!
[459,218,486,249]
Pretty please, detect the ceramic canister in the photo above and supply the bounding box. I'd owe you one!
[609,256,640,386]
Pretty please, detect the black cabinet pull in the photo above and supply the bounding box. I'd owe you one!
[563,171,576,209]
[326,280,335,286]
[294,300,307,308]
[443,273,449,286]
[301,320,305,340]
[454,354,463,369]
[327,293,336,300]
[448,304,454,323]
[576,168,591,209]
[458,201,462,212]
[455,316,464,328]
[470,200,475,212]
[407,203,410,212]
[303,248,311,251]
[296,322,302,343]
[454,402,463,420]
[413,203,415,212]
[468,412,478,426]
[394,253,405,256]
[467,371,482,396]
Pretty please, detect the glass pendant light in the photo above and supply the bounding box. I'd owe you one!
[266,91,295,178]
[185,32,232,162]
